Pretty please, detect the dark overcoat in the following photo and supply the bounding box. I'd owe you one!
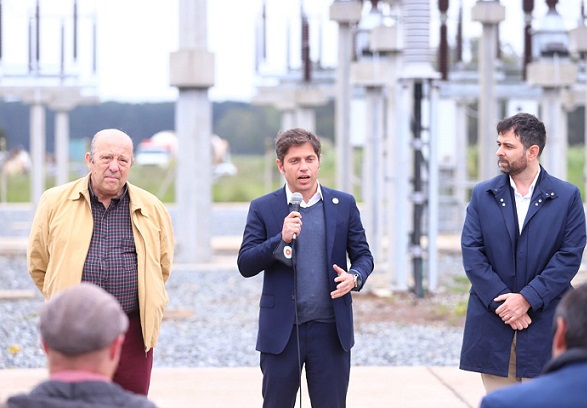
[460,166,586,378]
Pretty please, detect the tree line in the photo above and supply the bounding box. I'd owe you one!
[1,99,584,159]
[0,100,335,158]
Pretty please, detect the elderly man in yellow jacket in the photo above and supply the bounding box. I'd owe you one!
[27,128,174,396]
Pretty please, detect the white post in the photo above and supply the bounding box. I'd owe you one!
[171,0,215,263]
[54,110,70,185]
[428,81,440,291]
[30,99,46,207]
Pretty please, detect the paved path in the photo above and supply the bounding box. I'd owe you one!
[0,366,485,407]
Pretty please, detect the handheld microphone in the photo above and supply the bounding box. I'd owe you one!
[290,192,303,240]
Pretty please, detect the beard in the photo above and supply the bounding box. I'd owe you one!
[498,154,527,176]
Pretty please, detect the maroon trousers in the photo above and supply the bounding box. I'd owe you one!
[112,311,153,395]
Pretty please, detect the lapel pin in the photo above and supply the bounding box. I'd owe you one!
[332,198,339,204]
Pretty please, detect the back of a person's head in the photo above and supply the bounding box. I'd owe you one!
[556,284,587,349]
[40,282,129,356]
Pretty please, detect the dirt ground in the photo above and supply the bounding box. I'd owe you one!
[353,290,468,328]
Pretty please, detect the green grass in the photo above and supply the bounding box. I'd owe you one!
[3,145,585,202]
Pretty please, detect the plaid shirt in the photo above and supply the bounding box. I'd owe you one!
[82,183,139,313]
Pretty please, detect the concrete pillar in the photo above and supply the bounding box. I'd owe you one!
[54,110,70,185]
[569,25,587,196]
[472,1,505,182]
[330,0,362,193]
[541,89,567,179]
[295,107,316,132]
[367,23,404,291]
[30,101,46,207]
[585,90,587,195]
[395,81,412,291]
[282,109,295,131]
[455,99,469,228]
[170,0,215,263]
[385,69,403,290]
[49,92,99,186]
[527,59,577,180]
[362,85,385,261]
[253,87,327,136]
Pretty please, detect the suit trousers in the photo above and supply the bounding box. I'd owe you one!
[112,311,153,395]
[260,320,350,408]
[481,332,532,393]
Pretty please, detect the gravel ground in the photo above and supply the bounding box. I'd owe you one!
[0,252,465,369]
[0,204,466,369]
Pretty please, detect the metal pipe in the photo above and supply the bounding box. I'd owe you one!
[412,81,425,298]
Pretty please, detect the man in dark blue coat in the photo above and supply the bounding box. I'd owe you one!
[480,282,587,407]
[459,112,586,393]
[237,128,373,407]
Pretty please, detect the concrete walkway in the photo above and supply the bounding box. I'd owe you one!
[0,366,485,407]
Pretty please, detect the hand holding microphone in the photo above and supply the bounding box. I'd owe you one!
[287,192,303,241]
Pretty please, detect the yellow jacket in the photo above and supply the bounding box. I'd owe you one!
[27,174,174,351]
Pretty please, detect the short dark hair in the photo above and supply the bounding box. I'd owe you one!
[555,284,587,349]
[496,112,546,156]
[275,128,321,162]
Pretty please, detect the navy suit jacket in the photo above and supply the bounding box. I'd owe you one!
[237,185,373,354]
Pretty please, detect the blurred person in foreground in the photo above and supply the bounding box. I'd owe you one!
[480,283,587,407]
[237,128,374,407]
[459,112,586,393]
[4,283,156,408]
[27,129,174,395]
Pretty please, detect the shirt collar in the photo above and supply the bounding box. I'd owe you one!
[50,370,111,383]
[88,177,128,203]
[509,167,540,198]
[285,182,323,207]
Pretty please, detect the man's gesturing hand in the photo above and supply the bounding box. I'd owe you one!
[330,264,354,299]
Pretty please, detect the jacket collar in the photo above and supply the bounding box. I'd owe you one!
[485,165,557,240]
[486,165,557,201]
[67,173,149,217]
[543,348,587,374]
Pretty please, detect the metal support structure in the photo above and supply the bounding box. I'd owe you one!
[527,2,577,180]
[0,1,98,204]
[411,81,425,298]
[428,81,440,291]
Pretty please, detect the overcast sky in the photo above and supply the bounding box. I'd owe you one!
[0,0,583,103]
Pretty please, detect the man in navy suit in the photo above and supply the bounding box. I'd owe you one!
[237,128,373,407]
